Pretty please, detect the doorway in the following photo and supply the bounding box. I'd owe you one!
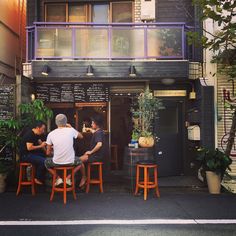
[110,96,133,169]
[154,99,185,176]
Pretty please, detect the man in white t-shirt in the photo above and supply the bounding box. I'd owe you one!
[45,114,86,186]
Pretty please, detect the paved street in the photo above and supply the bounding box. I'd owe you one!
[0,187,236,235]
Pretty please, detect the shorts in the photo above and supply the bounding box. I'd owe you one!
[45,156,82,169]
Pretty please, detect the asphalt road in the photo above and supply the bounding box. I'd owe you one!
[0,189,236,235]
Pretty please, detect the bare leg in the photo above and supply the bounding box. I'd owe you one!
[79,155,89,187]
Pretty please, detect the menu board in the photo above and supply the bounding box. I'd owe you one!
[0,85,15,120]
[86,84,109,102]
[36,83,109,103]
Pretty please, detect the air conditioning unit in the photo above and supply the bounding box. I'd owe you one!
[141,0,156,21]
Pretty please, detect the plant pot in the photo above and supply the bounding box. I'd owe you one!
[138,136,155,148]
[206,171,221,194]
[0,173,7,193]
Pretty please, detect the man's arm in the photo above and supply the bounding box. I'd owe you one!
[66,123,83,139]
[26,142,46,151]
[85,142,102,156]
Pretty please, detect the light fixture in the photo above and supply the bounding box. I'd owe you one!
[161,78,175,85]
[86,65,94,76]
[41,65,50,76]
[129,65,136,77]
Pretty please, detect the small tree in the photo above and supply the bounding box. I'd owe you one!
[188,0,236,156]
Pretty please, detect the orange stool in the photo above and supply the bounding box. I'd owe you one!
[50,166,76,204]
[86,162,103,193]
[110,145,119,170]
[16,162,36,196]
[135,161,160,200]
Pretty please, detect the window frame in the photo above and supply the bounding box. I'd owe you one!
[44,1,134,23]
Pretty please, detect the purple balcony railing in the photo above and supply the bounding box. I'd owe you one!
[26,22,188,61]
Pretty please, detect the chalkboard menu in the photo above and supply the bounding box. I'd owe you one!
[0,85,15,120]
[36,83,109,103]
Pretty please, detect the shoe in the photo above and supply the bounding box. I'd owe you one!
[55,178,63,186]
[66,178,72,186]
[34,178,43,185]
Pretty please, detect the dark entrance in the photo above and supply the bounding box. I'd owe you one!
[110,96,133,169]
[155,99,185,177]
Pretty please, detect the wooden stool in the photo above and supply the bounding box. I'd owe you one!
[135,161,160,200]
[86,162,103,193]
[110,145,119,170]
[50,166,76,204]
[16,162,36,196]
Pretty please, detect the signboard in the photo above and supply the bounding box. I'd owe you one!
[0,85,15,120]
[36,83,109,103]
[154,90,187,97]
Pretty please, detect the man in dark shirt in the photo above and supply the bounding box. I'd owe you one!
[20,121,47,185]
[78,114,105,187]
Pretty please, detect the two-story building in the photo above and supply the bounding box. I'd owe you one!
[22,0,215,178]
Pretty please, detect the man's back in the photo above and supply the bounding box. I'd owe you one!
[46,127,78,164]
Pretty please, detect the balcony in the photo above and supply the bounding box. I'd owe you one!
[26,22,189,61]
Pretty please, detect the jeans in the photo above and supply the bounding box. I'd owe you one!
[21,153,46,182]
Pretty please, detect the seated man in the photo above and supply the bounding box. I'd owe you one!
[20,121,47,185]
[79,114,105,188]
[45,114,86,186]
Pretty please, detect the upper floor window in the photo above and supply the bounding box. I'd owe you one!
[45,1,133,23]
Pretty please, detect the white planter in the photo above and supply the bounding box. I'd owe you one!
[206,171,221,194]
[0,173,7,193]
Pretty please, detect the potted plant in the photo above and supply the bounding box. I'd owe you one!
[131,88,164,148]
[197,147,232,194]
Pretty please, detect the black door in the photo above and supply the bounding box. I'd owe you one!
[154,99,184,176]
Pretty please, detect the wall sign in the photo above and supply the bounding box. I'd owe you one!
[35,83,109,103]
[0,85,15,120]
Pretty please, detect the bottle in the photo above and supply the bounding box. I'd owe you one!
[82,124,86,133]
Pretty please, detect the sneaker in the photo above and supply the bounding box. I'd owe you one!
[66,178,72,186]
[55,178,63,186]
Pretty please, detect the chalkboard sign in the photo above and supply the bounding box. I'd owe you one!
[74,84,86,102]
[61,84,74,102]
[0,85,15,120]
[86,83,109,102]
[36,83,109,103]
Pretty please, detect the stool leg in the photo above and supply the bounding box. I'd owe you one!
[99,164,103,193]
[72,169,76,200]
[86,164,91,193]
[134,165,139,195]
[50,170,56,202]
[154,167,160,198]
[63,169,67,204]
[31,166,36,196]
[16,165,23,196]
[144,167,148,200]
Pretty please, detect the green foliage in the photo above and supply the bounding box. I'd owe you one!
[19,99,53,127]
[131,89,164,138]
[188,0,236,77]
[197,147,232,178]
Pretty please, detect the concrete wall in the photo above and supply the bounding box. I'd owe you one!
[0,0,26,79]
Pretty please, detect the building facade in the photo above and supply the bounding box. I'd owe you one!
[22,0,215,177]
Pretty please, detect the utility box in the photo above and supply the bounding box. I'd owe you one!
[187,125,200,141]
[141,0,156,21]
